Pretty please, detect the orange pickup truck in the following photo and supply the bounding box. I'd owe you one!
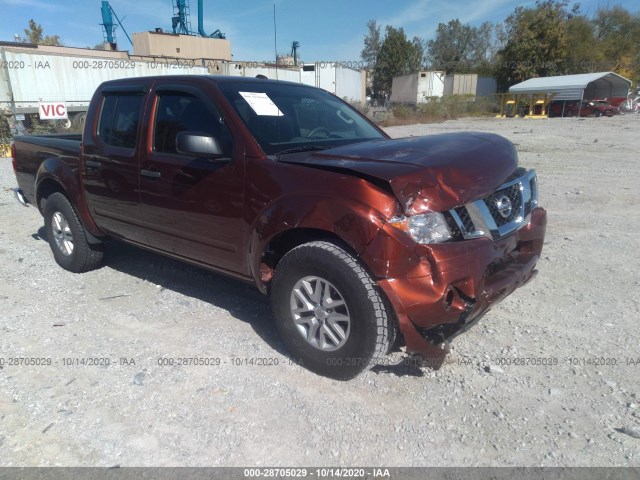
[12,75,546,379]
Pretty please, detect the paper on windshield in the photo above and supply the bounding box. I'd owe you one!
[239,92,283,116]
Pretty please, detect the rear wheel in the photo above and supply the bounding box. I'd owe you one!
[594,110,602,118]
[44,192,104,273]
[271,241,393,380]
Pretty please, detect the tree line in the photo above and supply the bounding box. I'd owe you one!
[361,0,640,98]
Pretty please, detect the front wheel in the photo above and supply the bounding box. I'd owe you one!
[270,241,394,380]
[44,192,104,273]
[594,110,602,118]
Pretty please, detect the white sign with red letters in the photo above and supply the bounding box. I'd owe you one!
[39,102,68,120]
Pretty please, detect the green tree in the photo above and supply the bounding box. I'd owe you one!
[24,19,62,46]
[408,36,425,74]
[496,0,570,87]
[373,26,424,96]
[565,14,602,73]
[361,20,382,69]
[426,19,495,74]
[592,6,640,83]
[0,115,12,144]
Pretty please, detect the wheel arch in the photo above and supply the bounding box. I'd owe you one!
[36,158,103,239]
[36,176,66,213]
[249,196,387,294]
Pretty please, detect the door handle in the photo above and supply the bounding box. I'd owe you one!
[141,169,161,179]
[85,160,101,168]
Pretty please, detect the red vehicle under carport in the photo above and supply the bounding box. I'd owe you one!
[549,99,620,117]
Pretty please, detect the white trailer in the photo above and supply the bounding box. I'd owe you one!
[0,44,209,130]
[229,62,301,83]
[390,71,446,105]
[301,63,366,103]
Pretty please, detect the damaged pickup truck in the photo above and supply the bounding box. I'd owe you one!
[11,76,546,379]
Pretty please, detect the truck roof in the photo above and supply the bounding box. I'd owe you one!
[98,75,305,89]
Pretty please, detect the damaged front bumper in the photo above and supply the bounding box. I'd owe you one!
[364,207,547,367]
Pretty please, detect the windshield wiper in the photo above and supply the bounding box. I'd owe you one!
[276,145,331,156]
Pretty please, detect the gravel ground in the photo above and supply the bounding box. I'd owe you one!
[0,114,639,467]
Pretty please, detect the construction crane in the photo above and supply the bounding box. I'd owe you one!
[291,41,300,66]
[100,1,133,49]
[172,0,191,35]
[171,0,225,39]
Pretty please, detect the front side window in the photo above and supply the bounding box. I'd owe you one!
[97,94,143,149]
[153,92,232,156]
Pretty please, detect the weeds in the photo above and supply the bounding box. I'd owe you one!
[379,95,497,126]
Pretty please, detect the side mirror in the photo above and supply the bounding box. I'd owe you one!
[176,132,229,160]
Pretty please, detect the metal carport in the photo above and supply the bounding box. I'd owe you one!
[509,72,631,100]
[509,72,632,117]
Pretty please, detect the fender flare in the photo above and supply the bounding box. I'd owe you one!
[35,158,104,239]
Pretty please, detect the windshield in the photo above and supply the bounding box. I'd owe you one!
[217,81,385,155]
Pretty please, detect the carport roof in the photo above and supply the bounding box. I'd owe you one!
[508,72,632,101]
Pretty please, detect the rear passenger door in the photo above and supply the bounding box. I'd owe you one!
[83,84,148,243]
[138,82,245,274]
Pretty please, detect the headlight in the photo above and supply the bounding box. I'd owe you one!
[389,212,452,244]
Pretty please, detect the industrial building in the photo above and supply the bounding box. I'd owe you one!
[132,31,231,60]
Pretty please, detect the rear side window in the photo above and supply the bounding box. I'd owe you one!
[154,92,232,155]
[98,94,144,149]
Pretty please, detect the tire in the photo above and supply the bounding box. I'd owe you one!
[71,112,87,130]
[594,110,602,118]
[54,119,72,130]
[271,241,393,380]
[43,192,104,273]
[567,110,574,117]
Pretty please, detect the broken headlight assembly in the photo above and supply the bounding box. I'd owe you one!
[390,212,452,245]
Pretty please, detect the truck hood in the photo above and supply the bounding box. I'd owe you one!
[279,132,518,215]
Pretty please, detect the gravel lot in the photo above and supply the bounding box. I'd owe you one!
[1,114,639,467]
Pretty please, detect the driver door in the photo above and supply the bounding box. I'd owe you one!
[139,82,245,274]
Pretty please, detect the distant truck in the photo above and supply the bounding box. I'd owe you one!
[390,71,446,104]
[11,75,546,379]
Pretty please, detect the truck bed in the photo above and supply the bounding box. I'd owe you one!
[13,134,82,206]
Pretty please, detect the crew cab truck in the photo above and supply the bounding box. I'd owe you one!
[11,76,547,379]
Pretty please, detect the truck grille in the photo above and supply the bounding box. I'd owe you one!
[453,206,476,234]
[485,183,523,227]
[449,170,538,241]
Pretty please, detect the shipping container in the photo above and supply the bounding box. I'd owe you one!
[390,71,446,104]
[444,74,477,95]
[444,74,497,97]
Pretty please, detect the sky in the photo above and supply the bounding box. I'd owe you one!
[0,0,637,62]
